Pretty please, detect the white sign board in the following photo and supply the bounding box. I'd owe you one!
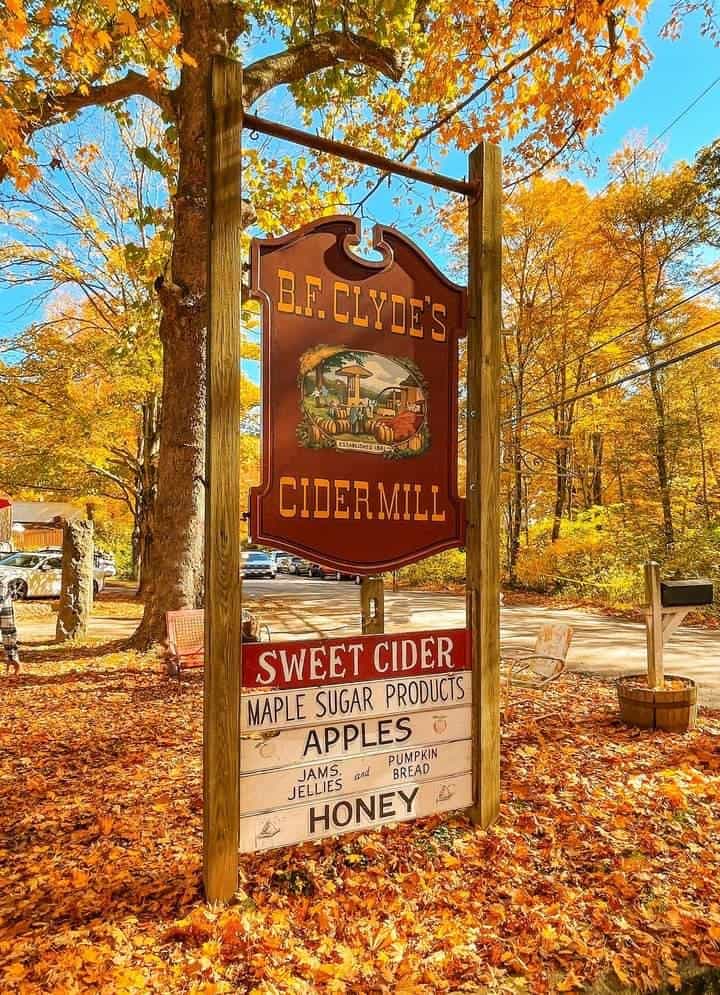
[239,629,472,852]
[242,738,471,813]
[241,704,472,773]
[240,773,473,852]
[241,673,470,733]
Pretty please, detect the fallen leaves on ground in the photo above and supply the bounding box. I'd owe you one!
[2,647,720,993]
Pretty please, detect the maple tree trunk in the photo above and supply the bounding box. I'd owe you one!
[591,431,603,506]
[507,430,523,583]
[551,443,568,542]
[56,519,94,643]
[132,393,160,594]
[648,363,675,550]
[692,385,711,524]
[134,21,210,646]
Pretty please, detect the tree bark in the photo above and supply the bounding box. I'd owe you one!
[133,393,160,594]
[132,12,410,646]
[692,385,711,524]
[507,429,523,583]
[133,1,212,645]
[648,362,674,549]
[56,519,94,642]
[551,446,566,542]
[591,431,603,506]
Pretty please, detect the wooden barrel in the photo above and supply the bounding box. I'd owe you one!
[617,675,697,732]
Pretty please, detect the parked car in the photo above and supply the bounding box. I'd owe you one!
[310,563,337,579]
[242,550,276,579]
[310,563,362,583]
[275,554,294,572]
[270,550,292,572]
[36,545,117,577]
[0,551,108,599]
[288,556,313,576]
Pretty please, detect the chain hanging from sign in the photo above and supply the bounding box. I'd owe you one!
[249,215,466,575]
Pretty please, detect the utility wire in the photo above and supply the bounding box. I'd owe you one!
[519,316,720,412]
[591,72,720,199]
[505,325,720,426]
[513,278,720,400]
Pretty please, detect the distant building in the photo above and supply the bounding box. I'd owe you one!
[0,492,10,549]
[5,500,81,550]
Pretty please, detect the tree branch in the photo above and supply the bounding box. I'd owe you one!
[503,123,583,191]
[353,25,566,213]
[0,71,174,183]
[243,30,406,104]
[42,71,175,123]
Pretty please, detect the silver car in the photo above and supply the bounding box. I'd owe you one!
[242,551,276,579]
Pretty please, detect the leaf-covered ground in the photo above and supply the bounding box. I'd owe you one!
[2,641,720,994]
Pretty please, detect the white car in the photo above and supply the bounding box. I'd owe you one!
[36,545,117,577]
[0,551,108,600]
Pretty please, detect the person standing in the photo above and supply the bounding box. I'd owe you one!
[0,578,20,674]
[350,403,362,435]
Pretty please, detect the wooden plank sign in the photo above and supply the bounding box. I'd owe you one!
[248,216,466,574]
[242,738,472,813]
[239,628,471,851]
[241,673,469,733]
[242,628,468,689]
[240,774,473,852]
[241,705,472,773]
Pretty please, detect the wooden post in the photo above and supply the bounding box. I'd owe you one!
[644,561,663,689]
[204,57,243,904]
[361,576,385,634]
[466,142,502,828]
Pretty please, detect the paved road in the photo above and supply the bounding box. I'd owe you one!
[247,576,720,705]
[12,576,720,703]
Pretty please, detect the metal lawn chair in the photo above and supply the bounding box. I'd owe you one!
[501,622,573,704]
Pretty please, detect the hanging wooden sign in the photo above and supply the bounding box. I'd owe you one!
[239,628,471,851]
[248,215,466,574]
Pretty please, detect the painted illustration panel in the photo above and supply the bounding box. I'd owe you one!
[299,348,429,457]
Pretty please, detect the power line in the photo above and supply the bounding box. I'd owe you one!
[513,278,720,400]
[554,316,720,399]
[505,325,720,426]
[646,74,720,151]
[517,305,720,412]
[592,72,720,199]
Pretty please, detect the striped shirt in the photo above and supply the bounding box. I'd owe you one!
[0,580,19,664]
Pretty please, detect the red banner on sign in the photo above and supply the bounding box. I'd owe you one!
[242,628,468,691]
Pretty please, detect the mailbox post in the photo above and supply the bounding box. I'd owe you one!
[619,563,712,732]
[644,560,714,689]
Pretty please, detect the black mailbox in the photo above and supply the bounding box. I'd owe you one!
[660,579,714,608]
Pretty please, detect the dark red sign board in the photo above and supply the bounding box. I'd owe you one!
[242,628,469,691]
[249,215,466,574]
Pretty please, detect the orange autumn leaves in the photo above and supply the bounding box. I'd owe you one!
[0,0,656,191]
[2,636,720,992]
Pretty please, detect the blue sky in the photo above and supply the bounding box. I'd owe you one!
[1,0,718,342]
[329,0,720,253]
[576,1,719,190]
